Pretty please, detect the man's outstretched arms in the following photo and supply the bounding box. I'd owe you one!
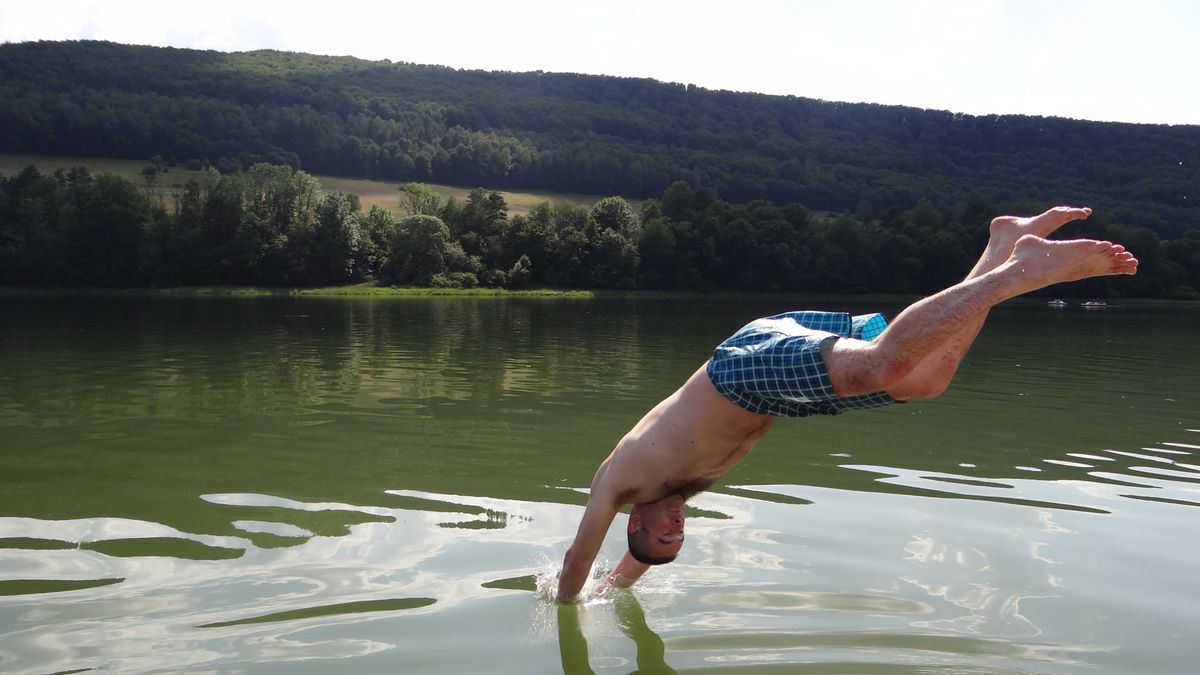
[558,457,647,602]
[557,492,621,601]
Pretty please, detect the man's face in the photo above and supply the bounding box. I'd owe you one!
[630,496,686,560]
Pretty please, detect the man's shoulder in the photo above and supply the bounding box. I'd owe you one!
[587,452,650,509]
[591,464,635,505]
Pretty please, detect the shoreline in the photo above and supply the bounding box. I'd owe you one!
[1,286,1197,310]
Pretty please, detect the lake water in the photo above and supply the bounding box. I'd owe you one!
[1,294,1198,674]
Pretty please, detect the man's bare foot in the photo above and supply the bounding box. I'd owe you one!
[1009,235,1138,287]
[991,206,1092,242]
[971,206,1094,279]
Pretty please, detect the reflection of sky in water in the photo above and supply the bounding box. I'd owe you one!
[0,492,573,672]
[4,432,1199,674]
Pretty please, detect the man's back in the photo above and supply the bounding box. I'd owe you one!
[596,364,777,507]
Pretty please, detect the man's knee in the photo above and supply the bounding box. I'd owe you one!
[887,376,950,402]
[885,353,962,401]
[823,339,914,397]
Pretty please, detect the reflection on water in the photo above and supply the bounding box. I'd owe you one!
[842,433,1200,515]
[1,296,1198,673]
[0,490,573,673]
[199,598,438,629]
[559,592,675,675]
[4,432,1197,674]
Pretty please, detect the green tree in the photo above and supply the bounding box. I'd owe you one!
[586,227,639,289]
[454,188,510,277]
[454,188,508,248]
[0,166,68,284]
[360,205,399,278]
[545,203,594,287]
[309,192,364,285]
[66,172,153,287]
[502,202,557,284]
[506,254,533,288]
[660,181,695,221]
[387,214,452,285]
[590,196,641,240]
[637,216,676,289]
[187,171,247,283]
[239,164,322,285]
[398,182,444,216]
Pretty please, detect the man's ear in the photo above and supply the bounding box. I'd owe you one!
[626,509,642,534]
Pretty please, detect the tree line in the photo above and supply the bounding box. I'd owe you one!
[1,40,1195,239]
[2,163,1196,298]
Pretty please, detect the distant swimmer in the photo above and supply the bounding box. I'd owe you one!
[556,207,1138,602]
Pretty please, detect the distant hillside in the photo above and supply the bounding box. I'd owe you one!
[0,40,1196,236]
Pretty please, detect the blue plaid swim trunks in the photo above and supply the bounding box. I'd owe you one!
[706,311,897,417]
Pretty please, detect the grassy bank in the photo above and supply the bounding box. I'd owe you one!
[0,154,636,217]
[4,286,1197,312]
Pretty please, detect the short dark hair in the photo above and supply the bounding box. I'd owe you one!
[627,527,678,566]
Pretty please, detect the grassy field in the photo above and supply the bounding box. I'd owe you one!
[0,154,638,217]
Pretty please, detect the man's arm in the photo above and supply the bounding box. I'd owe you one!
[597,550,650,593]
[557,492,620,602]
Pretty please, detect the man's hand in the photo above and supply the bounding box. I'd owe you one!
[559,553,647,603]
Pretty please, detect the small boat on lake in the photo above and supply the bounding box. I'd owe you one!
[1081,300,1107,309]
[1048,299,1067,308]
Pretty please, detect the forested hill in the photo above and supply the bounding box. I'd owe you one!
[1,40,1196,237]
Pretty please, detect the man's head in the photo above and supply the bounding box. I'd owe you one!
[627,494,686,565]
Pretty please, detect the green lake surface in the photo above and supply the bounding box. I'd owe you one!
[1,294,1198,674]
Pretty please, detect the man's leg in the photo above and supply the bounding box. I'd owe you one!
[884,207,1093,400]
[824,228,1137,398]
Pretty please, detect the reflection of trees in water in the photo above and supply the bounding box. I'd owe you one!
[350,298,656,403]
[2,297,643,416]
[4,295,739,424]
[0,296,721,539]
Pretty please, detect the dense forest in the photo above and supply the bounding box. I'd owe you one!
[0,40,1196,297]
[0,40,1196,239]
[3,164,1197,297]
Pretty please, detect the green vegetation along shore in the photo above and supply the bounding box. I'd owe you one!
[2,157,1198,299]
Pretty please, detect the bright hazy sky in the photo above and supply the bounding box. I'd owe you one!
[2,0,1197,126]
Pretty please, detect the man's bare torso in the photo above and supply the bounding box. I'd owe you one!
[594,363,776,507]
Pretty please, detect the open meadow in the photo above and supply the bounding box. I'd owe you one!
[0,154,637,217]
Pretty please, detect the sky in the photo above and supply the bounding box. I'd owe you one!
[1,0,1197,126]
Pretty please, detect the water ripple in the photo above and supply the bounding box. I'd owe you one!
[198,597,437,629]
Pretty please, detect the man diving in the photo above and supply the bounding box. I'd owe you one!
[557,206,1138,602]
